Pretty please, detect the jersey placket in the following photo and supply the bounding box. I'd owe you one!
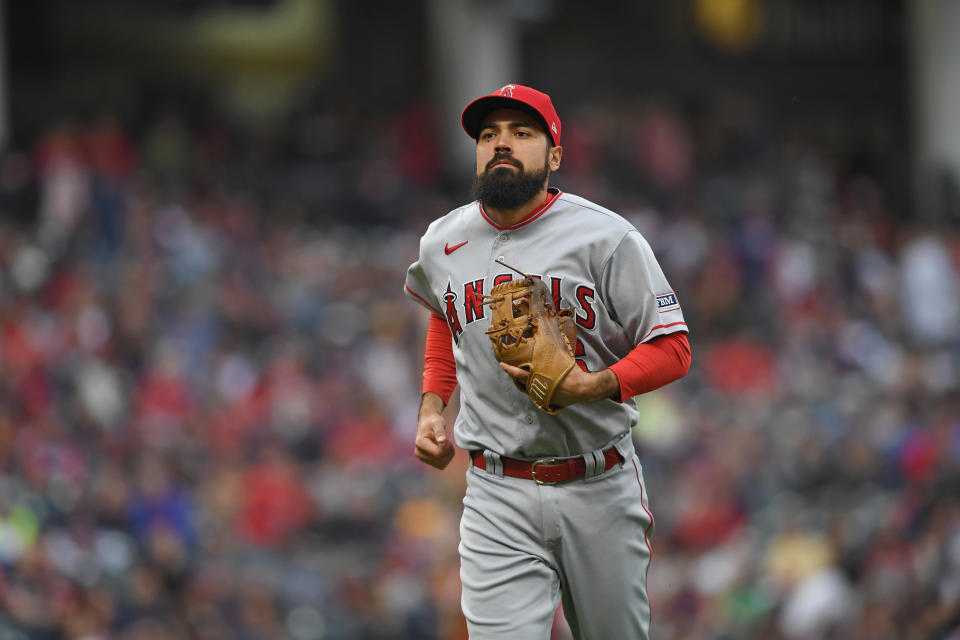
[488,230,539,430]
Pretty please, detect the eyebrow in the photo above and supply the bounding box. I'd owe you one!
[479,120,538,133]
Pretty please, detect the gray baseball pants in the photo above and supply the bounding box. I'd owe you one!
[459,434,654,639]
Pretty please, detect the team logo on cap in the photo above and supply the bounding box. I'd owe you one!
[499,84,516,97]
[551,122,558,135]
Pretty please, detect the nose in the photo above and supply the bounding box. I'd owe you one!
[492,131,511,153]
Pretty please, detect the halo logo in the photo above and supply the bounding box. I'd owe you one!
[443,283,463,342]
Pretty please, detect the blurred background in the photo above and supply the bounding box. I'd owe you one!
[0,0,957,638]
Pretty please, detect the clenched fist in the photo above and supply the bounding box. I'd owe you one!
[414,393,455,470]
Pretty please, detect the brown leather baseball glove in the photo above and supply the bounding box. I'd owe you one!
[485,277,577,414]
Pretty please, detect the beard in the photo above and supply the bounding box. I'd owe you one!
[472,156,550,211]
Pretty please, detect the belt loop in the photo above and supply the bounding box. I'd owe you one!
[582,451,598,478]
[593,449,607,474]
[483,451,504,477]
[583,448,606,479]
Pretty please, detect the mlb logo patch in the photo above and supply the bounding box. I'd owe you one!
[656,291,680,312]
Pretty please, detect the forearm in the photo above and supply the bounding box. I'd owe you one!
[422,314,458,404]
[608,332,692,402]
[573,369,620,402]
[419,391,446,419]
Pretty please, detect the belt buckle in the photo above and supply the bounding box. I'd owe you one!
[531,457,562,485]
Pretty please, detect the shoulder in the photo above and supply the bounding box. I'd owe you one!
[555,193,636,232]
[550,192,639,260]
[552,192,638,249]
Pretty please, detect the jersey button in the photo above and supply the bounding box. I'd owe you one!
[525,415,534,424]
[497,232,509,242]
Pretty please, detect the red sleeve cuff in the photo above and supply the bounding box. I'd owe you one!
[608,331,691,402]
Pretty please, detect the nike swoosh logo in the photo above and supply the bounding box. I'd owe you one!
[444,241,468,255]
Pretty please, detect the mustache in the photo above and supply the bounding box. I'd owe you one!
[485,155,522,172]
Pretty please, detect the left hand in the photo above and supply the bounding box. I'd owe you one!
[499,363,620,408]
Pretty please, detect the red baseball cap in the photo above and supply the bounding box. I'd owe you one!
[461,84,562,146]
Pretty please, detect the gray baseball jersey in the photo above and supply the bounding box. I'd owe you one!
[405,188,686,639]
[404,188,687,458]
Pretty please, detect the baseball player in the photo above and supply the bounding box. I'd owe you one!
[404,84,691,639]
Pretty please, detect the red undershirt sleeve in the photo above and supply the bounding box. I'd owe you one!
[422,313,458,404]
[608,332,692,402]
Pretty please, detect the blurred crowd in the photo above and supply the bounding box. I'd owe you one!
[0,88,957,640]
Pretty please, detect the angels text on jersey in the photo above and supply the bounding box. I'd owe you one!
[443,271,598,370]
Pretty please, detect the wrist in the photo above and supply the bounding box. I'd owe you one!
[589,369,620,402]
[419,392,445,420]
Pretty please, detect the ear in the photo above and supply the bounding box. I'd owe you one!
[548,145,563,171]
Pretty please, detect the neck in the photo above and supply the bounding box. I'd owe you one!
[483,187,551,228]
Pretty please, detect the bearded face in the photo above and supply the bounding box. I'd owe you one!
[472,151,551,211]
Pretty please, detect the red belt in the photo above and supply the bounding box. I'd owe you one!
[470,446,624,485]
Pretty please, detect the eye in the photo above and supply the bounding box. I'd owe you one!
[480,131,496,141]
[515,130,530,138]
